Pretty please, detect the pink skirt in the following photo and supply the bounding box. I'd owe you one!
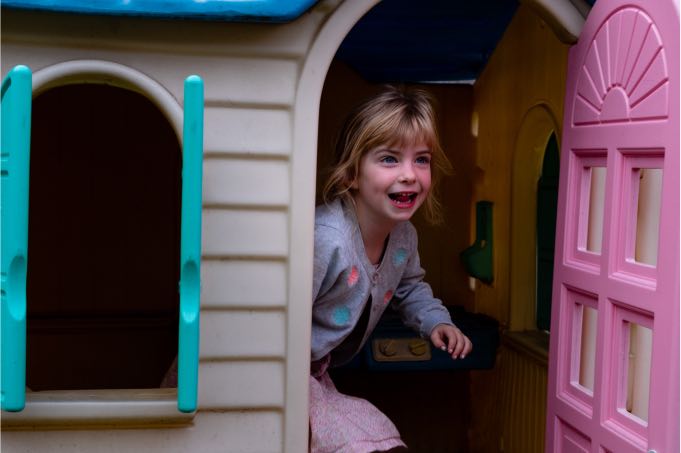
[309,356,406,453]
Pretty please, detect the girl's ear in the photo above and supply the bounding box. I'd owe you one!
[346,169,359,190]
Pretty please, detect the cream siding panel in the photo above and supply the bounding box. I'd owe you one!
[202,210,288,257]
[200,311,286,359]
[204,107,291,156]
[201,260,287,308]
[0,2,351,450]
[0,5,333,59]
[1,43,69,78]
[147,57,297,106]
[203,159,290,207]
[0,411,282,452]
[198,361,284,409]
[1,44,297,106]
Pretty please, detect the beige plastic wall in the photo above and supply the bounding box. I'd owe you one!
[0,1,349,451]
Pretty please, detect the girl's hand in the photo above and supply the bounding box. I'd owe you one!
[430,324,472,360]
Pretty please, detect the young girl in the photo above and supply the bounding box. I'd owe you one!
[310,86,472,452]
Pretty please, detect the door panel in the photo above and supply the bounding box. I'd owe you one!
[546,1,679,452]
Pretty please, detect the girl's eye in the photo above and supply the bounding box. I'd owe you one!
[415,156,431,165]
[380,155,398,164]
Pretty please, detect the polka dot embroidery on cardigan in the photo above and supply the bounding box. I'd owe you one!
[332,306,351,326]
[383,290,393,304]
[347,266,359,287]
[393,248,408,266]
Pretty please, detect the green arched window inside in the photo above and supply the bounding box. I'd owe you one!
[536,133,559,332]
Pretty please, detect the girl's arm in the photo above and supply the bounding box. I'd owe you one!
[391,249,454,338]
[391,226,472,359]
[393,263,473,359]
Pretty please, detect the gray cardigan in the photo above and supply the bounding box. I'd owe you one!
[311,198,454,363]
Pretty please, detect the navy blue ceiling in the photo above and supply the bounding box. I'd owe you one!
[335,0,519,83]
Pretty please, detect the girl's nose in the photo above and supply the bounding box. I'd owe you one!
[398,165,416,184]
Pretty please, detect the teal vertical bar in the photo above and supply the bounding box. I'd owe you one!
[178,75,203,413]
[1,65,32,412]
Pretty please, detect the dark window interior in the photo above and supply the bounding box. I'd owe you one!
[536,132,559,332]
[26,84,181,391]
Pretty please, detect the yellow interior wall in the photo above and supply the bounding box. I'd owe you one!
[471,4,569,327]
[468,5,570,452]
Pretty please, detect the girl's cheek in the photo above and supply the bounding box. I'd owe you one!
[421,172,432,189]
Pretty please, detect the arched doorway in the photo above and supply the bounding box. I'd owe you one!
[288,1,580,451]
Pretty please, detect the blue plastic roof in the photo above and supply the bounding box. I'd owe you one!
[0,0,319,22]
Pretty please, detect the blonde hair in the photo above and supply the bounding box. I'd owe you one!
[322,86,452,224]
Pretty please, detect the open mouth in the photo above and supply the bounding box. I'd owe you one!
[388,192,418,206]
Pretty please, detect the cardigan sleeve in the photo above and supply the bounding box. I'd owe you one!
[391,227,453,338]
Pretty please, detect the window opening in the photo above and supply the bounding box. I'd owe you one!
[536,133,559,331]
[586,166,607,253]
[624,322,651,422]
[634,168,662,266]
[577,304,597,392]
[561,288,598,414]
[26,84,181,391]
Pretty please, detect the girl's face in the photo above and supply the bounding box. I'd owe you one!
[351,141,432,230]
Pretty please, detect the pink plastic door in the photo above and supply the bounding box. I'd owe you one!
[546,0,679,452]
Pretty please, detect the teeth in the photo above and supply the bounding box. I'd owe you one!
[389,192,416,203]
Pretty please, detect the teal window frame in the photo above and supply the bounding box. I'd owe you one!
[0,66,204,414]
[1,65,32,412]
[178,75,203,413]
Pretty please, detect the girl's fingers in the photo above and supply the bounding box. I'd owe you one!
[460,336,472,358]
[451,332,465,358]
[431,330,446,351]
[433,326,473,359]
[446,332,456,354]
[443,330,458,358]
[449,330,473,359]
